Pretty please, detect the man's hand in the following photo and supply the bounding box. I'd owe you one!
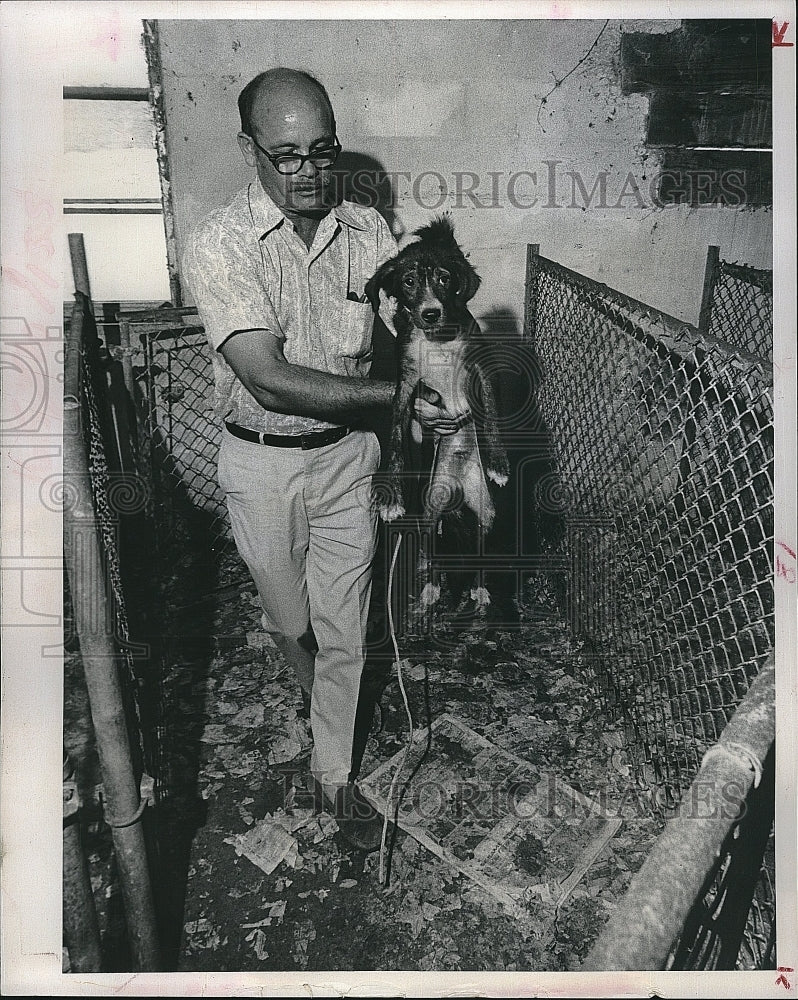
[414,382,469,437]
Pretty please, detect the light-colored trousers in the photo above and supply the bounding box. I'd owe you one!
[218,426,380,789]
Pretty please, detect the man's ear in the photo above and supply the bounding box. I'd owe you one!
[237,132,257,169]
[455,258,481,303]
[365,257,399,310]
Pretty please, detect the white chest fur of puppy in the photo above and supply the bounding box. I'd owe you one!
[364,215,510,545]
[406,330,498,530]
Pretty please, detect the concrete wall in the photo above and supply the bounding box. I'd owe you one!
[157,18,771,331]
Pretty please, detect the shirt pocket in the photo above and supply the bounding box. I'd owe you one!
[336,298,375,361]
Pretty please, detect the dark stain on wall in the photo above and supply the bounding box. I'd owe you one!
[622,19,772,207]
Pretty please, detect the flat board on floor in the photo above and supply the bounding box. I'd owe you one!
[360,713,622,917]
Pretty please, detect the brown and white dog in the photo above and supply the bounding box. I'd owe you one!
[365,216,508,610]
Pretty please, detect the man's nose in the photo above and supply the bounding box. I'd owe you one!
[297,156,317,178]
[421,307,441,323]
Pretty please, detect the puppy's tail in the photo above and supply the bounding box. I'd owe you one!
[413,214,456,246]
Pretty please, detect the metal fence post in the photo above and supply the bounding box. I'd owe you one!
[582,655,775,971]
[698,245,720,333]
[64,295,161,971]
[524,244,540,344]
[62,753,102,972]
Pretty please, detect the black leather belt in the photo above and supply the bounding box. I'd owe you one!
[225,421,349,450]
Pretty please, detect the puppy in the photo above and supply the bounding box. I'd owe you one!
[365,216,509,609]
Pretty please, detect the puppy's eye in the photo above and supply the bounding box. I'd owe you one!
[402,275,416,288]
[435,270,451,287]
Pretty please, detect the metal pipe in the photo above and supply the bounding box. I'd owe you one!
[68,233,92,300]
[582,654,775,972]
[524,244,540,345]
[698,244,720,333]
[65,208,163,215]
[63,754,102,972]
[64,86,151,101]
[65,198,162,204]
[64,295,161,971]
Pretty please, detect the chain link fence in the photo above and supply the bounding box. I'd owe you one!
[64,291,164,970]
[116,308,233,554]
[85,242,776,970]
[701,248,773,362]
[525,246,775,969]
[71,293,160,784]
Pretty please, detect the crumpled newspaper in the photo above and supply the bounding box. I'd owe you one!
[225,809,338,875]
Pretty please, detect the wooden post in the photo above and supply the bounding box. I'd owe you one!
[143,20,183,307]
[698,245,720,334]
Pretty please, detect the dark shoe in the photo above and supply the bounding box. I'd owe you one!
[312,779,384,852]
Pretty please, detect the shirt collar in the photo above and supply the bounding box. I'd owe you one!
[332,201,369,231]
[248,181,369,238]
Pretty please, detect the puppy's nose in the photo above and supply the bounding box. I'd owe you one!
[421,307,441,324]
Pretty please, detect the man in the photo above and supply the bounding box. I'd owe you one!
[182,68,462,851]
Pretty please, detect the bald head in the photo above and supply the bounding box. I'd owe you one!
[238,68,335,138]
[236,67,339,223]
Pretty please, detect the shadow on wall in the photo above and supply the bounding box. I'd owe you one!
[472,307,564,619]
[332,151,406,241]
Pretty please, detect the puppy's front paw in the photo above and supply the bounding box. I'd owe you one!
[380,502,406,522]
[487,469,508,487]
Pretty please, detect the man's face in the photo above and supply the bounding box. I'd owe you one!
[238,84,337,219]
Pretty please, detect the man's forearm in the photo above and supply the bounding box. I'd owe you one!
[250,360,394,423]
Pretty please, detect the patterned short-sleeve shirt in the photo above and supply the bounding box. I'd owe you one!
[182,181,397,434]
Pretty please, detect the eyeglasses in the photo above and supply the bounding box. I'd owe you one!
[247,134,342,175]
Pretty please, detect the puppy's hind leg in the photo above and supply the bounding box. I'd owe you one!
[416,530,441,614]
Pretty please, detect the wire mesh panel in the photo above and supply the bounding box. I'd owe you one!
[144,325,230,546]
[525,249,775,969]
[707,258,773,363]
[117,309,233,552]
[72,293,159,785]
[526,248,774,801]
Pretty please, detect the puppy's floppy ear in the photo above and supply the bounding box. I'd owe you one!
[365,257,399,310]
[454,257,481,303]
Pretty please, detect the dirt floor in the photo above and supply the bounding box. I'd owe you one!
[64,530,666,974]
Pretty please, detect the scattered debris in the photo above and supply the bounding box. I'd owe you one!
[246,630,277,650]
[292,919,316,970]
[231,704,265,729]
[183,917,222,952]
[226,816,300,875]
[245,927,270,961]
[268,734,303,765]
[151,543,663,972]
[360,713,622,919]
